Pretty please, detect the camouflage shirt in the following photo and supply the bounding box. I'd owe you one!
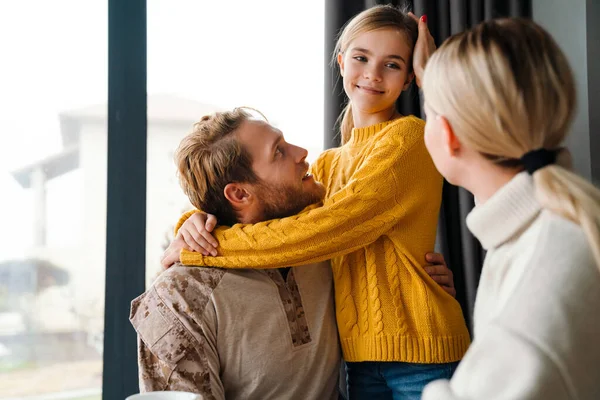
[130,262,340,400]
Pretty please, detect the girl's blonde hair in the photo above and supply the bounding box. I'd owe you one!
[333,4,417,144]
[423,18,600,267]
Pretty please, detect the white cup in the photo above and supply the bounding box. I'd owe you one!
[126,391,202,400]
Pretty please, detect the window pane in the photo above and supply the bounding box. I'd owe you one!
[0,1,106,399]
[145,0,325,281]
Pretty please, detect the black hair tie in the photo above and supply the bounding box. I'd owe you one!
[520,148,557,175]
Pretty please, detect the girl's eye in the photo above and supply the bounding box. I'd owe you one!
[275,147,283,158]
[353,56,367,62]
[386,63,400,70]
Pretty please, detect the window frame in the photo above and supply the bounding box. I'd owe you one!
[103,1,147,398]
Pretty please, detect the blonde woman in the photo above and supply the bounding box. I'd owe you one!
[420,18,600,399]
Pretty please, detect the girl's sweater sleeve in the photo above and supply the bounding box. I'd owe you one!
[179,121,434,268]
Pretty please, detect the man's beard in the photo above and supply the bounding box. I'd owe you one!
[257,180,325,221]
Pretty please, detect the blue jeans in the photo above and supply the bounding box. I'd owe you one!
[345,361,459,400]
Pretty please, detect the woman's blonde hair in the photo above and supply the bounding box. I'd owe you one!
[333,3,417,144]
[423,18,600,266]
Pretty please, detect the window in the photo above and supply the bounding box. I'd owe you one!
[0,2,325,397]
[145,0,325,281]
[0,1,106,399]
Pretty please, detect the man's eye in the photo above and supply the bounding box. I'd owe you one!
[275,147,283,157]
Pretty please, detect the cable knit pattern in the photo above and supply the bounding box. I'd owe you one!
[366,246,384,335]
[337,255,359,334]
[353,251,369,335]
[384,237,408,334]
[177,116,471,362]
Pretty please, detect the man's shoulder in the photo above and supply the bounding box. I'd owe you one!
[130,266,224,396]
[154,264,228,296]
[130,265,227,330]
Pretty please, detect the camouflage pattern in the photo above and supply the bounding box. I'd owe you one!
[130,265,226,398]
[130,263,339,399]
[266,269,312,347]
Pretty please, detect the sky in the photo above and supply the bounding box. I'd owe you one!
[0,0,325,260]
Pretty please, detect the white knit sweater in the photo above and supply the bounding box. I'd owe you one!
[423,172,600,400]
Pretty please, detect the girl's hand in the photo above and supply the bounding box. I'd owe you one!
[160,212,219,269]
[408,12,436,88]
[424,252,456,297]
[178,212,219,255]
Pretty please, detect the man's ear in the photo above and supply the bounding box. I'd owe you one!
[403,71,415,91]
[438,116,462,157]
[337,52,345,77]
[223,183,252,209]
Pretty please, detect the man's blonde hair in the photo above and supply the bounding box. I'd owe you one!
[175,108,258,226]
[423,18,600,267]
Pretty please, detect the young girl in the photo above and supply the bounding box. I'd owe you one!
[420,18,600,399]
[167,5,470,398]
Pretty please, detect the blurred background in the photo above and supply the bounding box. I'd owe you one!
[0,1,324,398]
[0,0,597,399]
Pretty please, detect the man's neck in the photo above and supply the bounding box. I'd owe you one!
[236,210,262,224]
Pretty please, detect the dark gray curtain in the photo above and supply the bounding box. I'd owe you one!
[324,0,531,330]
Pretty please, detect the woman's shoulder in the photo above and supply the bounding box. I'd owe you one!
[538,210,591,252]
[499,210,600,363]
[520,210,596,276]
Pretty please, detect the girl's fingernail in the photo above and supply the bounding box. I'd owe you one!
[421,15,427,23]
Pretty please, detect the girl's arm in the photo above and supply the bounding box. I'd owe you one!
[179,119,440,269]
[169,149,334,261]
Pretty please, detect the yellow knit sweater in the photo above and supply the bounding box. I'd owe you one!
[177,116,471,363]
